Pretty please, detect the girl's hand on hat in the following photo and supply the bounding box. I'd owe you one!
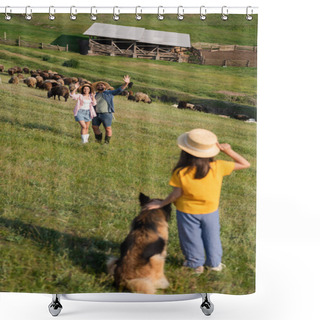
[217,143,232,153]
[75,82,80,89]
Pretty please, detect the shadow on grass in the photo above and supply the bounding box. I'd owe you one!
[51,35,88,53]
[1,217,118,275]
[0,116,74,139]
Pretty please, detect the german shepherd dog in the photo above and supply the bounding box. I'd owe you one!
[107,193,171,294]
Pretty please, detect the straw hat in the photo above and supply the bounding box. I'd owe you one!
[92,81,114,91]
[78,83,94,93]
[177,128,220,158]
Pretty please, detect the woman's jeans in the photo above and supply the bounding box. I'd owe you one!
[176,209,222,268]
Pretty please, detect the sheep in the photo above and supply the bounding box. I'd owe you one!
[135,92,152,104]
[63,77,78,85]
[121,90,129,97]
[57,79,65,86]
[47,85,70,102]
[193,104,207,112]
[0,65,4,72]
[78,78,91,86]
[47,70,58,75]
[39,80,57,91]
[17,73,24,80]
[35,76,44,83]
[52,74,62,80]
[40,72,50,80]
[23,67,30,74]
[8,76,19,84]
[232,114,250,121]
[8,68,15,75]
[127,90,135,101]
[178,101,195,110]
[24,77,37,88]
[14,66,23,73]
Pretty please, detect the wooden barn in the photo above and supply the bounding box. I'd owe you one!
[83,23,191,62]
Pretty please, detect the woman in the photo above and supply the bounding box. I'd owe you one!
[70,82,97,143]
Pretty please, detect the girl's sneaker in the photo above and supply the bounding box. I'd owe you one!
[209,263,226,272]
[183,261,204,274]
[194,266,204,274]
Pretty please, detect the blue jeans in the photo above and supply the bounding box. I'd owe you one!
[176,209,222,268]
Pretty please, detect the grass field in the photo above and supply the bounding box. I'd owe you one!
[0,73,256,294]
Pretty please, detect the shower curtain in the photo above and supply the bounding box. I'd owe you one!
[0,12,257,296]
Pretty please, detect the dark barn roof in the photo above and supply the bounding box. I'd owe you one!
[83,23,191,48]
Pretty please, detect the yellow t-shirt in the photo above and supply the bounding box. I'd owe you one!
[169,160,235,214]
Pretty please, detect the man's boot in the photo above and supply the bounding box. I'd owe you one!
[95,133,102,143]
[105,135,111,144]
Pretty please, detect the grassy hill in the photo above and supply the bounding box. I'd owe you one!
[0,74,256,294]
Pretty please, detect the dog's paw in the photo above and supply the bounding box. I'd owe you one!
[155,276,169,289]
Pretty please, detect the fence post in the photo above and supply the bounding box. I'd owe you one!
[4,32,6,40]
[18,36,21,47]
[66,44,68,52]
[41,43,43,49]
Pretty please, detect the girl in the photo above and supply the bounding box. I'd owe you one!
[70,83,97,143]
[144,128,250,274]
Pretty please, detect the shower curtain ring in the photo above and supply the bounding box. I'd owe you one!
[200,6,207,20]
[157,6,164,21]
[5,6,12,21]
[90,6,97,21]
[113,6,120,21]
[70,6,77,21]
[246,6,253,21]
[25,6,32,20]
[135,6,142,21]
[49,6,55,21]
[177,6,184,21]
[221,6,228,21]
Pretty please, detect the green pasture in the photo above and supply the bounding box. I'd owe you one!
[0,73,256,294]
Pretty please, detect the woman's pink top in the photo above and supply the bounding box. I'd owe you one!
[70,93,97,119]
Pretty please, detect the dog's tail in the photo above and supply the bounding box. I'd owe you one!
[107,257,118,275]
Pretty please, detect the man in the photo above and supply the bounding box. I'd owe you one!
[92,75,131,144]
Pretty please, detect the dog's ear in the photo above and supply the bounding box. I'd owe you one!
[139,193,150,206]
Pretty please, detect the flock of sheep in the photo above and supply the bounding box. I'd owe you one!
[1,64,219,118]
[1,64,153,104]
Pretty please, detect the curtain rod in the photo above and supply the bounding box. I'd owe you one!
[0,6,259,15]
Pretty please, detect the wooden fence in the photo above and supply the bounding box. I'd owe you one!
[0,34,68,52]
[88,39,181,62]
